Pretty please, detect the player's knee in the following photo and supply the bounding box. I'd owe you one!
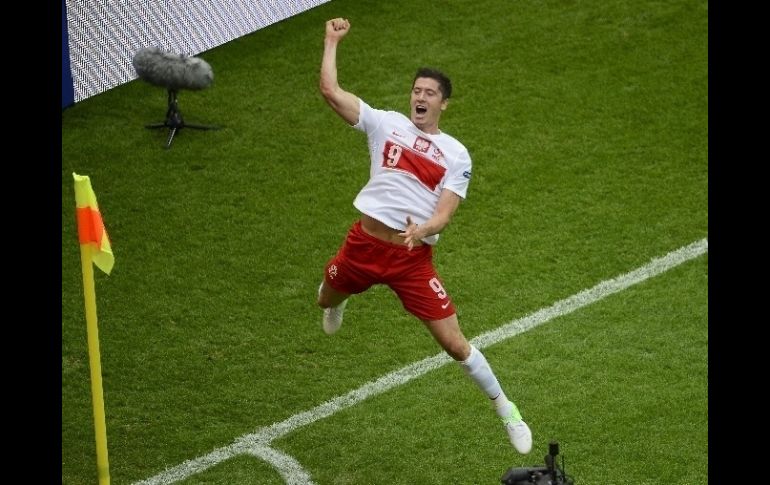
[445,340,470,361]
[318,291,344,309]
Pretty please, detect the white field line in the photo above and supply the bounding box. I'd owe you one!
[247,446,316,485]
[133,238,708,485]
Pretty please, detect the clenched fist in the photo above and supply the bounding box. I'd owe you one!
[325,18,350,42]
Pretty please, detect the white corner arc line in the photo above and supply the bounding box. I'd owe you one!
[132,237,707,485]
[246,445,317,485]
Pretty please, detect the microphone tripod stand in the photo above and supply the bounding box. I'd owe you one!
[146,89,219,149]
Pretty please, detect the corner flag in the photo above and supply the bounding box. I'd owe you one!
[73,173,114,274]
[73,172,113,485]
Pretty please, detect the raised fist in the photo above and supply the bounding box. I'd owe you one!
[325,18,350,41]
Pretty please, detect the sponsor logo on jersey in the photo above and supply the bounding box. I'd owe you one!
[462,170,472,179]
[431,147,445,163]
[413,136,431,153]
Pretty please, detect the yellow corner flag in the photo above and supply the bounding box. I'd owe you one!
[73,172,113,485]
[74,173,114,274]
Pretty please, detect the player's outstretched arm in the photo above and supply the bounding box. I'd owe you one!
[320,18,360,125]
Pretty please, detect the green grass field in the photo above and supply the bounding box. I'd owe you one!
[62,0,708,483]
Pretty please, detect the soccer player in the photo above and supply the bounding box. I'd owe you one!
[317,17,532,454]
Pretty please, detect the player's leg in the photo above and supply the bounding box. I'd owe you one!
[318,279,349,308]
[423,315,533,454]
[318,220,376,334]
[388,252,533,454]
[317,279,349,335]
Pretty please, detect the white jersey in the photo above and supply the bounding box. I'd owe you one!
[352,98,473,245]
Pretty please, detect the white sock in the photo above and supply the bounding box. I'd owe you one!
[459,345,511,417]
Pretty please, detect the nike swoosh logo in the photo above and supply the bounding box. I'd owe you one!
[441,300,451,309]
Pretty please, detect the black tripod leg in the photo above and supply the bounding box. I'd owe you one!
[165,127,178,149]
[145,88,216,147]
[184,123,220,131]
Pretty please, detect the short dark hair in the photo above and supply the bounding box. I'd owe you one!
[413,67,452,99]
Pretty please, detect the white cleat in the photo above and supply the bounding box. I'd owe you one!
[322,298,347,335]
[505,419,533,454]
[500,400,532,454]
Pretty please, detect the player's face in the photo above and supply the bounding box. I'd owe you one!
[410,77,448,134]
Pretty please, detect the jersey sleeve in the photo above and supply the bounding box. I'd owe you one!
[353,98,387,135]
[442,149,473,199]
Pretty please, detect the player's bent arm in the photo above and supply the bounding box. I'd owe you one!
[417,189,463,239]
[321,84,360,125]
[320,38,360,125]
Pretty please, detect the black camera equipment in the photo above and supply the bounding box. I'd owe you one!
[500,441,575,485]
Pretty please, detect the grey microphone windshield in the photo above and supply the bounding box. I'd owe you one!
[133,47,213,91]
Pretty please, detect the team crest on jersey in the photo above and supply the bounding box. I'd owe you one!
[413,136,431,153]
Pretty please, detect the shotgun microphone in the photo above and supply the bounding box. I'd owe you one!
[132,47,213,91]
[132,47,218,149]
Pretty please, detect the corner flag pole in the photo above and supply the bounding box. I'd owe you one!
[78,243,111,485]
[73,172,114,485]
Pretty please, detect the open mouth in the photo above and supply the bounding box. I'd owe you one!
[415,105,427,115]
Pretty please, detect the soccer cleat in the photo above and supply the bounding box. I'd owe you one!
[505,419,533,454]
[322,298,347,335]
[501,402,532,454]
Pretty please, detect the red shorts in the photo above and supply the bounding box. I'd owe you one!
[324,220,456,321]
